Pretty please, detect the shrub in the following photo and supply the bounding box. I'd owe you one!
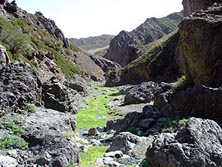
[25,103,37,113]
[3,121,24,135]
[0,135,28,150]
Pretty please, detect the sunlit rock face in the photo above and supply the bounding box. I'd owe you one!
[182,0,222,16]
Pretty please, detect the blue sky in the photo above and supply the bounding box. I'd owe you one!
[16,0,183,38]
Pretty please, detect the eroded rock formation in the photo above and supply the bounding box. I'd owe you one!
[179,3,222,86]
[146,117,222,167]
[182,0,222,16]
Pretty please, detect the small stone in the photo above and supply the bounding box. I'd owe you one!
[0,155,18,167]
[88,128,99,136]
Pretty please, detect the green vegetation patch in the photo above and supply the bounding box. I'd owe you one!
[55,52,83,79]
[3,121,24,135]
[0,119,27,150]
[25,103,37,113]
[0,135,28,150]
[162,118,189,133]
[0,17,83,79]
[80,145,108,166]
[77,88,120,130]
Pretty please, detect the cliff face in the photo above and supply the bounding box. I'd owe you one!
[179,3,222,86]
[105,31,140,67]
[105,11,183,67]
[182,0,222,16]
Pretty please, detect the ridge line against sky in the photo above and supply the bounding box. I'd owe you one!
[16,0,183,38]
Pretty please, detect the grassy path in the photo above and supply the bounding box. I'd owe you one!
[77,86,119,130]
[76,85,121,166]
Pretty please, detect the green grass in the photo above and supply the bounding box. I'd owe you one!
[3,121,24,135]
[77,87,120,130]
[0,17,83,79]
[80,146,108,166]
[54,52,83,79]
[0,119,27,150]
[25,103,37,113]
[70,43,82,52]
[0,135,28,150]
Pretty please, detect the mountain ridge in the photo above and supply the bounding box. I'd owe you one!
[105,11,183,66]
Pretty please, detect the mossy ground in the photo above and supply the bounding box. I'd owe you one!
[80,146,108,166]
[77,86,120,130]
[76,85,122,166]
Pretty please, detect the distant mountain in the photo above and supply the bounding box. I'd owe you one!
[69,34,114,56]
[105,11,183,66]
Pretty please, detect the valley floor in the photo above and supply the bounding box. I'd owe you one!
[75,83,149,167]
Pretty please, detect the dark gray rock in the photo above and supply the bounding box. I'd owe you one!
[42,77,76,113]
[106,105,165,136]
[105,30,139,67]
[124,82,172,105]
[155,84,222,119]
[0,63,42,115]
[109,132,141,154]
[35,12,69,48]
[146,117,222,167]
[89,55,121,73]
[22,130,79,167]
[4,1,17,13]
[1,108,79,167]
[0,0,7,5]
[137,118,155,129]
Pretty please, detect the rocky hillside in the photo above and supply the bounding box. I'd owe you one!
[105,31,183,86]
[69,34,114,56]
[105,11,183,66]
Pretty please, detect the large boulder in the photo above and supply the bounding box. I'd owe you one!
[42,77,76,113]
[146,117,222,167]
[0,63,42,115]
[106,105,166,136]
[179,3,222,86]
[109,132,154,156]
[0,108,79,166]
[155,84,222,119]
[124,82,171,105]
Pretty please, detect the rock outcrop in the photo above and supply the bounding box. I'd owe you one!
[155,84,222,119]
[179,3,222,86]
[89,55,121,73]
[106,105,168,136]
[146,117,222,167]
[105,12,183,67]
[106,32,182,86]
[124,82,171,105]
[105,30,139,67]
[42,77,77,113]
[0,108,79,166]
[35,12,70,48]
[182,0,222,16]
[0,63,42,115]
